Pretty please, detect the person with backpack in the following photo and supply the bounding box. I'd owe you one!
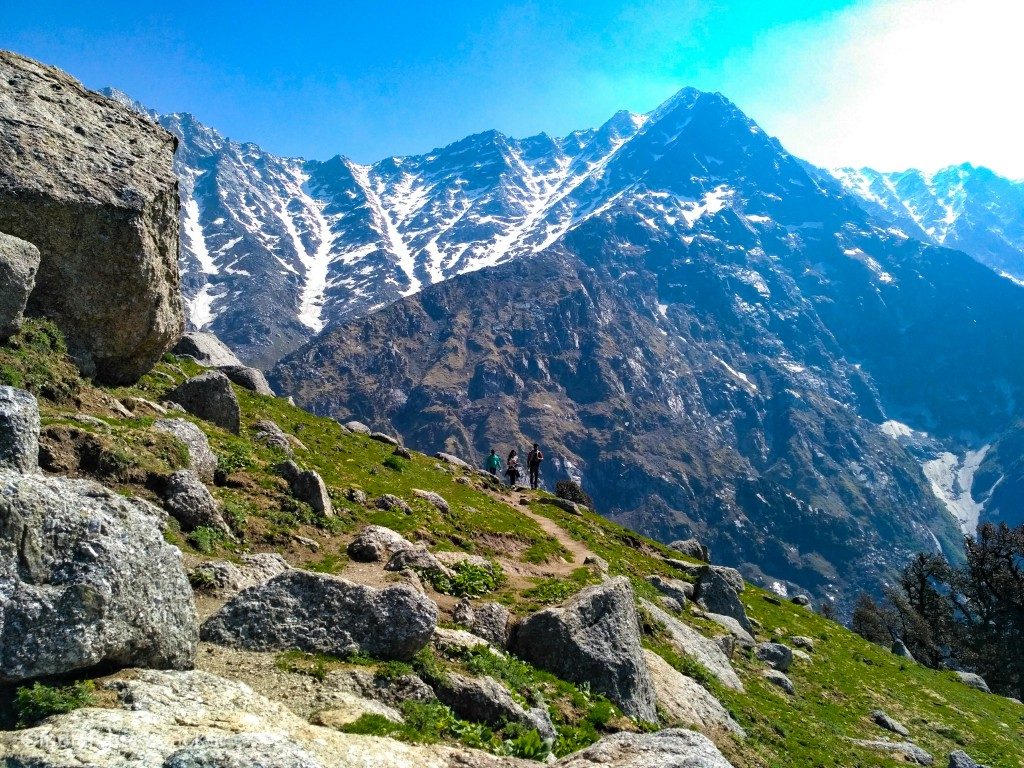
[527,443,543,489]
[485,449,502,477]
[505,449,521,487]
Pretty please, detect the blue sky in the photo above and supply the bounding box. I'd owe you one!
[4,1,1022,175]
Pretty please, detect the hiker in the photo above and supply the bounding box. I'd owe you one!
[505,450,521,487]
[485,449,502,477]
[527,443,543,489]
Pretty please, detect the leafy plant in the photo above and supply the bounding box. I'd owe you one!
[498,727,549,759]
[186,525,229,554]
[427,560,504,598]
[14,680,96,727]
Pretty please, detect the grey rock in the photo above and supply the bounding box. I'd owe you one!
[510,577,658,721]
[0,52,182,383]
[0,233,39,340]
[668,537,710,562]
[791,594,811,607]
[949,750,988,768]
[413,488,451,513]
[432,627,499,656]
[0,386,39,472]
[0,470,197,682]
[557,729,735,768]
[432,672,554,742]
[376,493,413,514]
[955,671,991,693]
[584,554,609,573]
[704,613,755,648]
[892,639,916,661]
[538,497,584,515]
[164,470,228,534]
[434,551,494,571]
[173,332,243,367]
[166,372,241,434]
[164,734,325,768]
[218,364,274,396]
[189,553,290,597]
[453,597,475,626]
[250,419,293,456]
[871,709,910,737]
[659,596,684,613]
[392,445,413,459]
[346,487,368,505]
[345,420,371,434]
[334,668,437,709]
[471,601,513,649]
[755,642,793,672]
[278,460,333,518]
[790,635,815,651]
[201,570,437,661]
[347,525,414,562]
[385,547,453,579]
[370,431,400,445]
[851,739,933,765]
[153,418,216,482]
[642,649,745,737]
[646,575,689,609]
[435,451,471,469]
[694,566,753,634]
[762,669,795,695]
[641,599,743,691]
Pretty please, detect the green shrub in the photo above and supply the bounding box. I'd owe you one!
[427,560,504,598]
[498,727,549,759]
[382,455,407,472]
[14,680,96,727]
[186,525,229,554]
[375,660,415,680]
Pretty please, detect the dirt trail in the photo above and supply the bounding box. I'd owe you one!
[517,501,599,567]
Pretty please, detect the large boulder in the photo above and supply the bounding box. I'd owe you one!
[471,601,513,649]
[949,750,989,768]
[164,469,229,534]
[754,642,793,672]
[201,570,437,661]
[152,418,217,482]
[642,650,744,736]
[668,538,710,562]
[694,566,753,634]
[218,364,275,396]
[166,372,241,434]
[278,460,333,518]
[173,332,243,367]
[0,386,39,472]
[0,232,40,340]
[432,673,555,743]
[557,729,735,768]
[640,600,743,692]
[0,470,197,682]
[347,525,415,562]
[954,671,991,693]
[509,577,658,721]
[189,553,290,597]
[0,52,182,383]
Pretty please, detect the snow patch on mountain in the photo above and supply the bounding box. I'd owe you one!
[922,446,989,535]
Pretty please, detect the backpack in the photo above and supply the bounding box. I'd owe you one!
[528,449,543,467]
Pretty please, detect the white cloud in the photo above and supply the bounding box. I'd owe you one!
[732,0,1024,178]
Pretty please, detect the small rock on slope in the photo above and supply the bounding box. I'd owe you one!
[153,418,217,482]
[166,372,241,434]
[164,469,229,533]
[871,709,910,737]
[643,649,744,736]
[278,460,333,518]
[218,364,275,396]
[173,331,243,367]
[347,525,415,562]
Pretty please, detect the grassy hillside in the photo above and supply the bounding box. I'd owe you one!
[2,319,1021,766]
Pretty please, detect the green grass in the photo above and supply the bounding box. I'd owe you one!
[13,680,96,728]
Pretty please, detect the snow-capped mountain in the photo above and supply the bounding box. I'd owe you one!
[831,164,1024,281]
[271,89,1024,605]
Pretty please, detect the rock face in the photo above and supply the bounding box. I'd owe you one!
[173,332,243,367]
[642,649,744,736]
[201,570,437,660]
[347,525,414,562]
[557,729,735,768]
[694,567,752,634]
[0,233,40,340]
[0,52,182,383]
[166,372,241,434]
[646,575,690,608]
[0,470,197,682]
[152,418,217,482]
[509,577,658,721]
[164,469,228,533]
[641,601,743,692]
[0,387,40,472]
[278,460,333,518]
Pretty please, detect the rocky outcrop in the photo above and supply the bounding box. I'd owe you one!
[163,469,229,533]
[166,372,241,434]
[471,601,513,649]
[201,570,437,660]
[0,470,197,682]
[385,547,452,579]
[153,418,217,482]
[0,52,182,383]
[557,729,735,768]
[646,575,691,608]
[641,600,743,692]
[0,669,527,767]
[173,332,243,367]
[510,577,658,721]
[0,233,39,340]
[278,460,333,518]
[642,650,744,736]
[347,525,414,562]
[0,387,39,472]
